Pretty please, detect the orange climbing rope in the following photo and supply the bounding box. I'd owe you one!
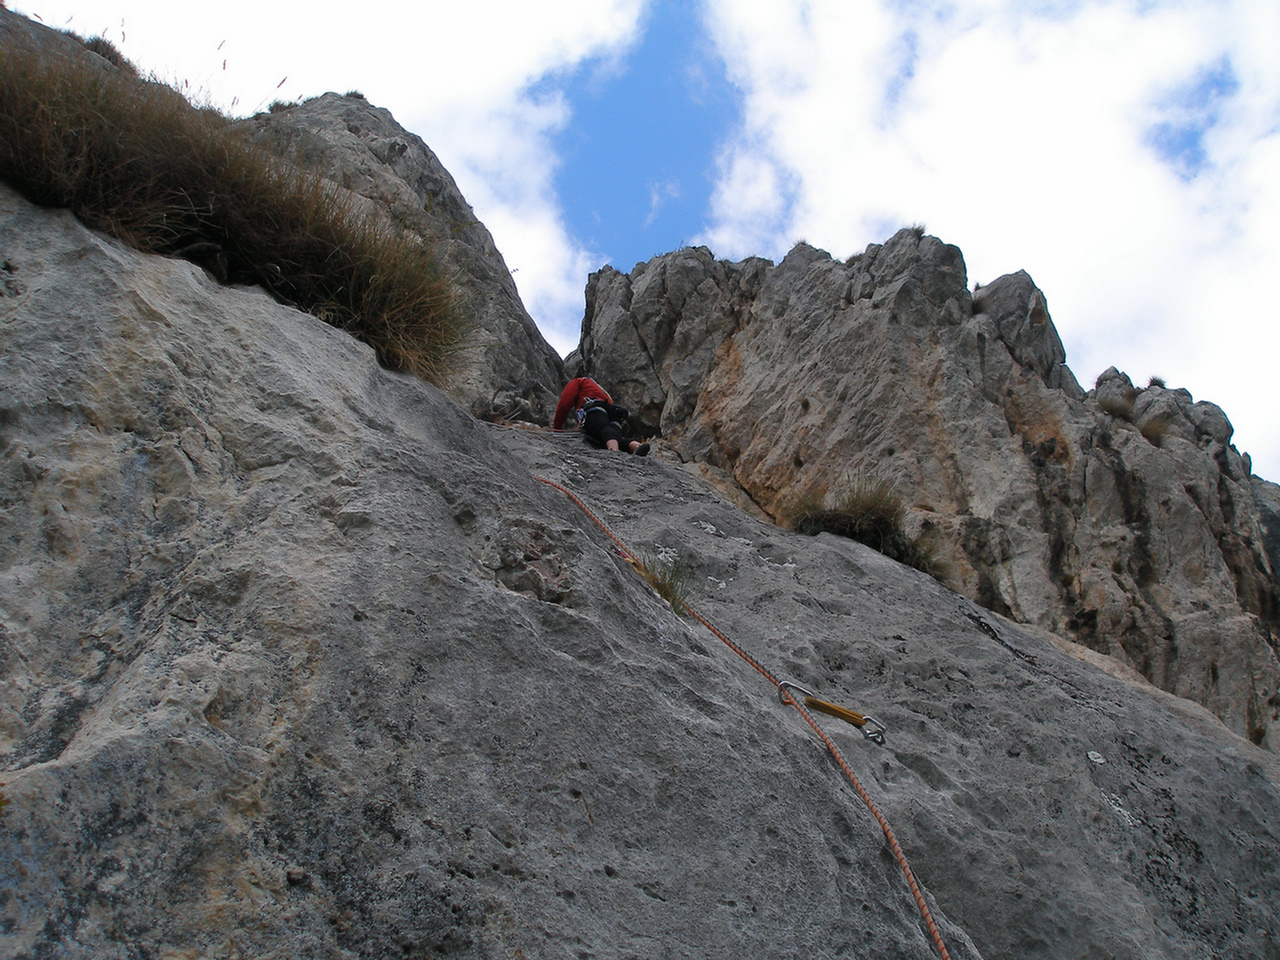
[533,475,952,960]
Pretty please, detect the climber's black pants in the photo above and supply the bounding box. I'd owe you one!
[582,407,624,447]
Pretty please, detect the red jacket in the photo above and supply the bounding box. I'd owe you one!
[552,377,612,429]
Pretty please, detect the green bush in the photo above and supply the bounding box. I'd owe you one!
[0,38,464,384]
[788,478,945,579]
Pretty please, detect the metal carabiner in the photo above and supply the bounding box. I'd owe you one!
[860,715,888,746]
[777,680,813,706]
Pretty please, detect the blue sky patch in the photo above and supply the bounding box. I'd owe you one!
[883,29,920,117]
[543,0,739,272]
[1146,55,1240,180]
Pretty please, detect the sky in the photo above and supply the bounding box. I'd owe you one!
[13,0,1280,479]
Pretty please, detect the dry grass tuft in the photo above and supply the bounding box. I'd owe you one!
[785,477,945,579]
[0,37,465,383]
[75,35,138,75]
[791,480,904,548]
[634,550,690,617]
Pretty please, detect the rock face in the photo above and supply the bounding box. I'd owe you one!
[572,233,1280,751]
[4,182,1280,960]
[240,92,564,423]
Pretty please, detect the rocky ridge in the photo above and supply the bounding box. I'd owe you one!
[570,237,1280,751]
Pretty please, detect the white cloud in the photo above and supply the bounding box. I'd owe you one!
[19,2,645,115]
[645,180,681,228]
[698,0,1280,479]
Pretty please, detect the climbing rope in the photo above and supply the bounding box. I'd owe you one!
[533,475,952,960]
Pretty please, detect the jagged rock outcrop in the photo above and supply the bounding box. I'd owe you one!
[572,233,1280,750]
[240,92,564,422]
[4,181,1280,960]
[568,245,773,437]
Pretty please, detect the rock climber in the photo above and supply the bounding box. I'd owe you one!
[552,376,650,456]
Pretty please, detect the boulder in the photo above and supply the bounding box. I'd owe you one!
[971,270,1083,397]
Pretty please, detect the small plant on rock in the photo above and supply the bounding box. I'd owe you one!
[634,549,689,617]
[1098,394,1135,420]
[1147,376,1166,389]
[786,477,945,579]
[792,479,903,548]
[1095,373,1140,421]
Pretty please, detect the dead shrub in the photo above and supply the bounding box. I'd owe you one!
[74,35,138,75]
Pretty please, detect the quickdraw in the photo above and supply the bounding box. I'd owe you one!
[778,681,887,745]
